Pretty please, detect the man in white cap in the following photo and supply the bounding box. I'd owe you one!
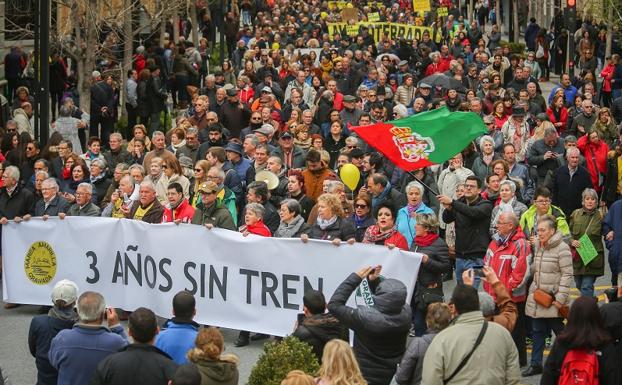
[49,291,128,385]
[28,280,80,385]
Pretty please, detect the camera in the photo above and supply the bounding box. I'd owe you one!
[472,265,485,278]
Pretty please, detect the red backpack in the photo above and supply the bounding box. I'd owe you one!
[558,349,599,385]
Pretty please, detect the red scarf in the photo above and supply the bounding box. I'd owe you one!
[62,167,72,180]
[244,220,272,237]
[414,232,439,247]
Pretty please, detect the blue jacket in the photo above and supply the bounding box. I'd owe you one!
[548,85,578,107]
[603,200,622,276]
[49,325,128,385]
[154,319,199,365]
[395,203,434,248]
[28,314,76,385]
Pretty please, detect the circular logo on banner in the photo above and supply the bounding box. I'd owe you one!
[24,241,57,285]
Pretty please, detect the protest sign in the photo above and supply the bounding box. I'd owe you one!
[438,7,448,16]
[412,0,431,12]
[368,12,380,22]
[327,22,441,43]
[577,234,598,266]
[3,217,421,336]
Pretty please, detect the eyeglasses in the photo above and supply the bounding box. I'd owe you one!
[347,145,357,149]
[251,117,262,121]
[194,168,203,172]
[535,199,550,204]
[355,204,368,209]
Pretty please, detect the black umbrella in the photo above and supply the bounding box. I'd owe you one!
[418,73,467,92]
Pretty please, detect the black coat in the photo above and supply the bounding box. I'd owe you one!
[292,313,348,361]
[0,185,35,218]
[328,274,411,385]
[33,195,70,217]
[551,165,593,218]
[92,177,112,206]
[221,101,251,139]
[442,196,492,259]
[263,201,281,234]
[410,237,451,298]
[148,75,167,113]
[603,155,620,204]
[91,344,178,385]
[308,216,356,242]
[90,81,114,117]
[28,314,76,385]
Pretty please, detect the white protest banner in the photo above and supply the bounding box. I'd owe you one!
[2,217,421,336]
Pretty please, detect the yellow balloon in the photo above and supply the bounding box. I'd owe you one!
[340,163,361,191]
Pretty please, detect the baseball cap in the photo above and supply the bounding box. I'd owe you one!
[198,181,219,194]
[280,131,293,139]
[51,279,79,305]
[261,86,273,93]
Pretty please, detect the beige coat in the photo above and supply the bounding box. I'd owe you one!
[525,231,573,319]
[421,311,520,385]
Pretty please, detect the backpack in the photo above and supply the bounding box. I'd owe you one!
[558,349,599,385]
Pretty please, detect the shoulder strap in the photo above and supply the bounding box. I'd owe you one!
[443,321,488,384]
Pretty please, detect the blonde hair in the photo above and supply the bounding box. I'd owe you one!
[187,327,239,364]
[281,370,316,385]
[319,340,367,385]
[318,193,344,218]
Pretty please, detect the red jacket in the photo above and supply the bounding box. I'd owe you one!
[577,135,608,191]
[162,199,195,223]
[546,106,568,134]
[483,228,531,302]
[385,231,409,251]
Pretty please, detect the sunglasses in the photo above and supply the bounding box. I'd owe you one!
[355,204,368,209]
[194,168,203,172]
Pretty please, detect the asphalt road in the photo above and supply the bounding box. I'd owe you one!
[1,261,614,385]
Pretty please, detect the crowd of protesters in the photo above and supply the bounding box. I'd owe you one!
[3,0,622,384]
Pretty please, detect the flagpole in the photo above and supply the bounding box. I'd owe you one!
[407,171,440,196]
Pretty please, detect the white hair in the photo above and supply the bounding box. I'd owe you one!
[406,181,425,195]
[77,182,93,194]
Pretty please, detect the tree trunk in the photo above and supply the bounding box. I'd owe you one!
[190,1,200,44]
[513,0,520,42]
[160,0,168,45]
[606,0,613,57]
[173,13,180,43]
[121,0,134,112]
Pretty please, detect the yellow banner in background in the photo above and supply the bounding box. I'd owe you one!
[328,22,441,43]
[328,1,383,10]
[412,0,431,12]
[437,6,448,16]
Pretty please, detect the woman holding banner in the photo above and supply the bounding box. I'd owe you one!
[302,193,355,244]
[363,202,408,250]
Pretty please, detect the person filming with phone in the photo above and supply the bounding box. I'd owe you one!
[328,265,411,385]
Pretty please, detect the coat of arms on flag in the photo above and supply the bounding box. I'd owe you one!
[389,126,435,163]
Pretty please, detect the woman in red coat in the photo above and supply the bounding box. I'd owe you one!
[362,202,408,250]
[577,130,609,193]
[547,95,568,135]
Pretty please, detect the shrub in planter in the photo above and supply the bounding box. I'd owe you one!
[247,336,320,385]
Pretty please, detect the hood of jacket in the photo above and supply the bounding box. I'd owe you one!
[196,356,238,382]
[373,278,407,314]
